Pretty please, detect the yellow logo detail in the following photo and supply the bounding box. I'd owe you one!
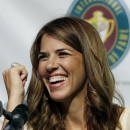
[85,11,115,43]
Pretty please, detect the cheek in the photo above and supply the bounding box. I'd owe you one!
[71,58,86,82]
[38,62,46,77]
[61,58,85,77]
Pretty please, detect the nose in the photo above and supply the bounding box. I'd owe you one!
[46,56,59,73]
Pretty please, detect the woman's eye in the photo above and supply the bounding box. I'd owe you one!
[38,55,48,61]
[59,52,70,57]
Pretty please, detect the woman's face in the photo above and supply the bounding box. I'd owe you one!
[38,34,86,102]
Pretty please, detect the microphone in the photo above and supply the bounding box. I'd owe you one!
[0,101,13,121]
[0,101,29,130]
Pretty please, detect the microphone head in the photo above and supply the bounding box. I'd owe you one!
[0,101,3,117]
[12,104,29,124]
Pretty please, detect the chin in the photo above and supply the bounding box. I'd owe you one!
[49,93,68,103]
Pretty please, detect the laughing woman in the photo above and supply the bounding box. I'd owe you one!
[2,17,130,130]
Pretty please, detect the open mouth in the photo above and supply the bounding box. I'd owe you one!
[51,80,65,84]
[49,76,67,85]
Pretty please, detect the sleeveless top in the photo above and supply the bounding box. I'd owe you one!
[115,107,130,130]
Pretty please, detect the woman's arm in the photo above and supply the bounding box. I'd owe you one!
[2,64,28,129]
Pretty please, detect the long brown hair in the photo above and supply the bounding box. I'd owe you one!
[26,16,124,130]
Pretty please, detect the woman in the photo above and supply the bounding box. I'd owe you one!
[2,16,130,130]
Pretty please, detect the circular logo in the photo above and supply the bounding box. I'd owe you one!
[68,0,130,68]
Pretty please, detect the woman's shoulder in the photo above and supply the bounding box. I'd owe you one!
[118,107,130,130]
[119,107,130,121]
[23,124,33,130]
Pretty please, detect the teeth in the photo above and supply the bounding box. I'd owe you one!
[49,76,67,83]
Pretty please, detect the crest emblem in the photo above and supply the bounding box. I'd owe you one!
[68,0,130,68]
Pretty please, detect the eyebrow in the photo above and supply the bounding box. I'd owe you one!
[38,52,46,55]
[38,48,72,55]
[55,48,72,53]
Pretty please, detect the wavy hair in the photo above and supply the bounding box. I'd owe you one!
[26,16,124,130]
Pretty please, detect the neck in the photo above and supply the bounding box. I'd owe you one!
[60,86,87,130]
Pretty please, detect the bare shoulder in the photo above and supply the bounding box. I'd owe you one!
[23,124,33,130]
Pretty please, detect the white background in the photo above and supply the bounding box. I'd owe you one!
[0,0,130,111]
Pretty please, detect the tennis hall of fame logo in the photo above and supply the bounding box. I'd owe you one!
[68,0,130,68]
